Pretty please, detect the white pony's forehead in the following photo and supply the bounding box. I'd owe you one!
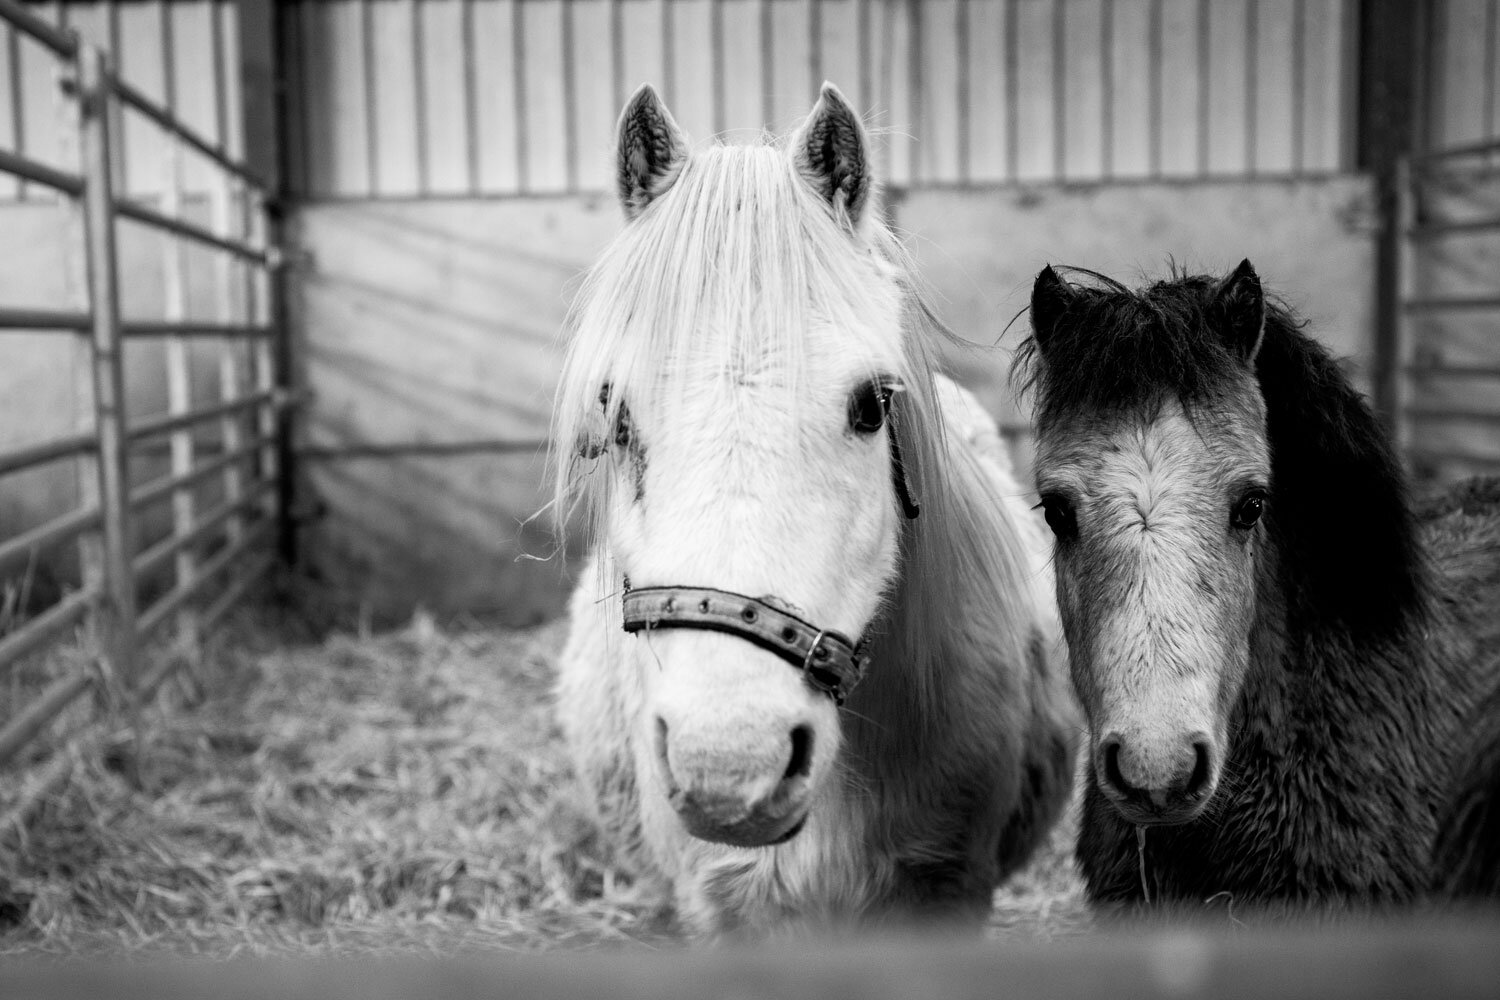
[565,143,907,410]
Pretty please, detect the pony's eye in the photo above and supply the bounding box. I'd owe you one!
[1231,491,1266,530]
[613,401,633,449]
[1038,494,1077,539]
[587,382,632,453]
[849,382,893,434]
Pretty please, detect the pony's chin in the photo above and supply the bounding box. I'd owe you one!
[1103,793,1212,828]
[678,807,810,848]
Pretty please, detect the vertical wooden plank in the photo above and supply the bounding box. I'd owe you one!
[719,0,764,137]
[1290,0,1306,171]
[322,1,372,196]
[520,0,569,193]
[473,0,521,193]
[419,0,469,194]
[966,0,1009,183]
[0,26,20,200]
[293,1,327,196]
[1252,0,1296,174]
[116,1,169,198]
[370,0,420,195]
[411,0,429,194]
[19,3,65,179]
[232,0,270,183]
[1299,0,1346,171]
[1061,0,1106,180]
[818,0,863,115]
[570,0,617,190]
[1432,0,1489,148]
[768,0,814,133]
[1203,0,1249,174]
[1013,0,1056,181]
[921,0,963,184]
[166,2,216,196]
[1489,0,1500,143]
[620,0,666,103]
[279,0,309,196]
[877,0,913,185]
[1156,0,1202,176]
[1109,0,1153,178]
[670,0,715,138]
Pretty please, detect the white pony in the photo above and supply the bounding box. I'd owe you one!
[553,83,1077,937]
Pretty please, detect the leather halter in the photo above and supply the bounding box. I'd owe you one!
[621,584,870,705]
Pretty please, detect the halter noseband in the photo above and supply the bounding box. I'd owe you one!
[621,583,870,705]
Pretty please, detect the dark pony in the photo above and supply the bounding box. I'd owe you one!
[1019,260,1500,909]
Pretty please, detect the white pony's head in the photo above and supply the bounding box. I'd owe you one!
[553,84,929,847]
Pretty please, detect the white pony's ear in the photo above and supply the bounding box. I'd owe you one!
[616,84,689,220]
[1214,258,1267,364]
[791,81,872,230]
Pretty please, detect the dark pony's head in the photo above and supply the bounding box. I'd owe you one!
[1018,260,1421,828]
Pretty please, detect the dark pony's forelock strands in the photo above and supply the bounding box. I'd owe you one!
[1016,268,1425,639]
[1014,267,1245,428]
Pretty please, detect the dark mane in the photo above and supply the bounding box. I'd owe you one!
[1017,267,1424,638]
[1013,266,1242,424]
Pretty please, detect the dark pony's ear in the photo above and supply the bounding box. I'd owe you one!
[1213,258,1267,363]
[1029,265,1076,358]
[616,84,689,220]
[791,82,871,230]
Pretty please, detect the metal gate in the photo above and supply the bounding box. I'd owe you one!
[0,0,290,810]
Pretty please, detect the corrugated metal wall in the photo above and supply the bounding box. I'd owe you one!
[283,0,1358,201]
[0,0,245,199]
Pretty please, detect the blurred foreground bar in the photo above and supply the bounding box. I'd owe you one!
[3,916,1500,1000]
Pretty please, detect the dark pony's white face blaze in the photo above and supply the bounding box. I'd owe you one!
[561,83,911,848]
[1028,261,1272,826]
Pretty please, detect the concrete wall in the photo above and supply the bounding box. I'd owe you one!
[290,176,1380,621]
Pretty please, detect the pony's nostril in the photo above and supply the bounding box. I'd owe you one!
[654,716,673,781]
[784,725,814,780]
[1101,735,1130,793]
[1186,738,1212,797]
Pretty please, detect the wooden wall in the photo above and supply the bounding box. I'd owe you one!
[291,176,1379,620]
[284,0,1358,200]
[1426,0,1500,150]
[291,196,620,622]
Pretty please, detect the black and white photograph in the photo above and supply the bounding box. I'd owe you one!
[0,1,1496,996]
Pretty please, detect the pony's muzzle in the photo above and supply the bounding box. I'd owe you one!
[1095,730,1216,825]
[653,714,816,847]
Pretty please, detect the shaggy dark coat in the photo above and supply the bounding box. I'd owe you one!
[1021,267,1500,910]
